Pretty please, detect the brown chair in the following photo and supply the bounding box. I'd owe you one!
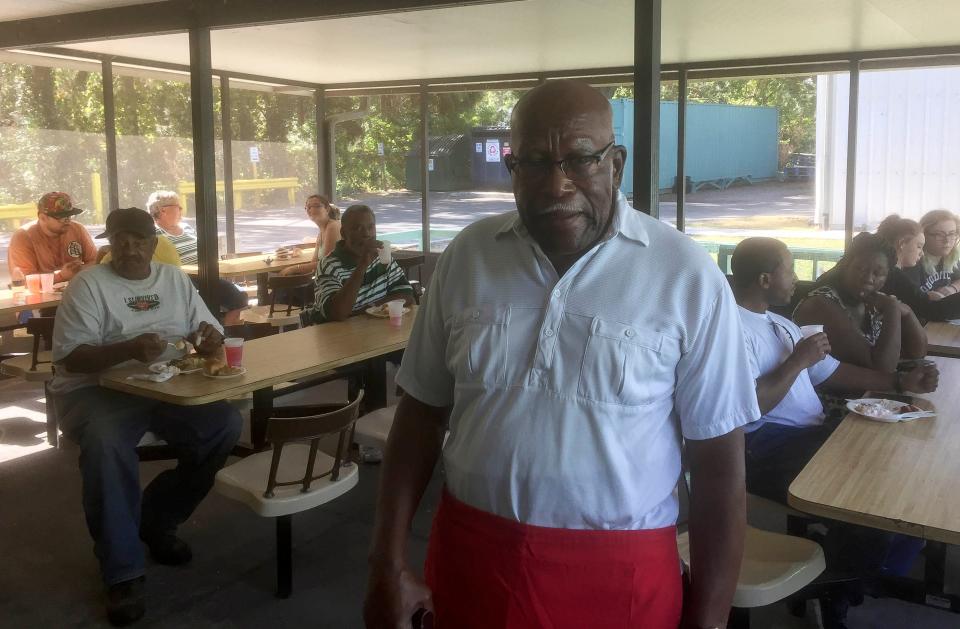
[395,252,425,304]
[214,391,364,598]
[241,274,314,329]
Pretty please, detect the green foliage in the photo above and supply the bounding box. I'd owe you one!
[0,60,816,208]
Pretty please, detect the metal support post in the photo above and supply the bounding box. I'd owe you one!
[633,0,661,216]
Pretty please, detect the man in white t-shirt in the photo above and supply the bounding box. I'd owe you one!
[730,237,938,628]
[364,81,762,629]
[51,208,242,627]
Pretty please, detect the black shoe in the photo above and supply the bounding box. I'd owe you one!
[106,576,145,627]
[141,532,192,566]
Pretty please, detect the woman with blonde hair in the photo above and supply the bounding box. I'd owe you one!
[876,214,960,322]
[904,209,960,300]
[280,194,342,276]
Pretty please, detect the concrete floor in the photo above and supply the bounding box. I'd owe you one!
[1,371,959,628]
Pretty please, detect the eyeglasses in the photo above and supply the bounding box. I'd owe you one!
[504,141,616,181]
[926,230,958,242]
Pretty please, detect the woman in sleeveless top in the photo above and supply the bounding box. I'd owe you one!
[281,194,342,276]
[794,232,927,373]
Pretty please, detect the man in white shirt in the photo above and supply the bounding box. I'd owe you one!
[730,237,937,628]
[51,208,242,627]
[364,80,762,629]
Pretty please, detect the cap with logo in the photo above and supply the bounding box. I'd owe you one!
[96,207,158,239]
[38,192,84,219]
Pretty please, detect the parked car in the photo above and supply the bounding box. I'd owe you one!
[784,152,815,180]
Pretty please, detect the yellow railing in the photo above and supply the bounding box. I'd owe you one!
[0,173,105,228]
[177,177,299,210]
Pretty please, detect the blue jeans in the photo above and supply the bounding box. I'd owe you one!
[745,421,923,577]
[56,387,242,585]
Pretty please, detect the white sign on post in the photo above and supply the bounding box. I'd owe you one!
[377,142,385,156]
[249,146,260,163]
[475,142,483,153]
[485,139,501,163]
[428,158,435,172]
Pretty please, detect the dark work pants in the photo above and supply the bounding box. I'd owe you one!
[56,386,242,585]
[745,422,924,577]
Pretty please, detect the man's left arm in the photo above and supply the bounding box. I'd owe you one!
[684,430,746,629]
[183,271,224,356]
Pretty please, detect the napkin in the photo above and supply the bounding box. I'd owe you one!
[128,365,180,382]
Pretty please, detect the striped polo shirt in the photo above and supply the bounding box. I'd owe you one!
[157,223,198,265]
[301,241,412,324]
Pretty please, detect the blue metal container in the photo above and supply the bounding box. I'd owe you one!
[610,99,780,195]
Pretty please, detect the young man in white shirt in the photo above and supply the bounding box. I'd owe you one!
[730,237,937,628]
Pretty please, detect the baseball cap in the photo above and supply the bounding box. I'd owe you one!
[96,207,158,239]
[38,192,84,219]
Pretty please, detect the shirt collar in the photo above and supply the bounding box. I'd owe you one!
[495,192,649,246]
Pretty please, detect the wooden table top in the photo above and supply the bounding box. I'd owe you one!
[182,248,315,278]
[788,355,960,544]
[99,306,416,406]
[925,321,960,358]
[0,289,61,316]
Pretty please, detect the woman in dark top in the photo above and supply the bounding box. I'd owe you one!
[794,232,927,372]
[876,214,960,322]
[902,209,960,298]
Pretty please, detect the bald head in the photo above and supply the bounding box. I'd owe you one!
[511,80,614,146]
[506,81,625,271]
[731,237,789,289]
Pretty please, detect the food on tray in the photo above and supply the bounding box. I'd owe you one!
[169,355,205,371]
[371,303,392,315]
[172,339,187,351]
[203,357,243,377]
[853,401,920,417]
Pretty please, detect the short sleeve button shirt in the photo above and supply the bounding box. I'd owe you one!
[396,194,760,530]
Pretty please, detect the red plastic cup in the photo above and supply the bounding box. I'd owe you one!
[224,338,244,368]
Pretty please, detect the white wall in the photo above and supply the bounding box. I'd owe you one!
[817,67,960,230]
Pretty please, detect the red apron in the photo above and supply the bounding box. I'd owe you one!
[424,490,682,629]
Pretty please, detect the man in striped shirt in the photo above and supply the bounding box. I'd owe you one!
[300,204,413,324]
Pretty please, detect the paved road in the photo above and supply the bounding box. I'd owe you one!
[0,181,819,284]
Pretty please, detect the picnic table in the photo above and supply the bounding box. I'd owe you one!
[100,307,416,449]
[789,355,960,611]
[0,289,61,318]
[182,249,316,303]
[924,321,960,358]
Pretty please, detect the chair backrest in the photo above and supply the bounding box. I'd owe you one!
[267,273,315,316]
[257,390,365,498]
[26,316,55,371]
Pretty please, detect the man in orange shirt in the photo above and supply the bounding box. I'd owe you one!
[8,192,98,282]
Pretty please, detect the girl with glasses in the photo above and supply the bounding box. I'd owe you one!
[875,214,960,322]
[903,209,960,299]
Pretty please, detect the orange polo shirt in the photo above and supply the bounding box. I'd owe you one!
[8,221,98,277]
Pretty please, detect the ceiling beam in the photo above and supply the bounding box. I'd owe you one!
[0,0,519,48]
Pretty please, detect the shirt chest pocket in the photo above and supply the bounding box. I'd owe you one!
[578,317,680,406]
[447,305,510,386]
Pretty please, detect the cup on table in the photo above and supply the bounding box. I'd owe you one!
[799,324,824,339]
[25,274,42,294]
[387,299,405,327]
[223,337,244,368]
[40,273,55,293]
[378,241,392,266]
